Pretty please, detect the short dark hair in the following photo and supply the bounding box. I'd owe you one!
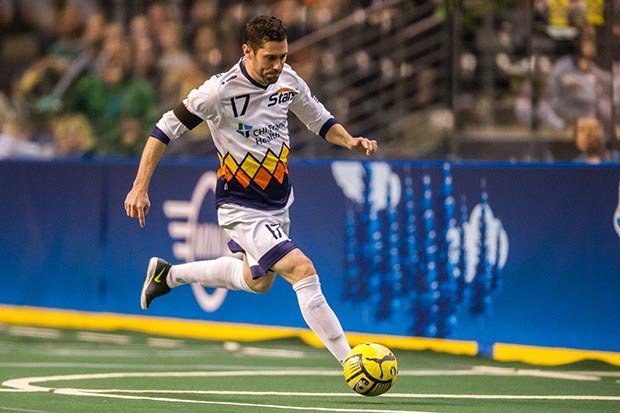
[243,16,287,51]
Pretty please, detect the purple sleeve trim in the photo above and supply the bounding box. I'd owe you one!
[150,126,171,145]
[319,118,339,140]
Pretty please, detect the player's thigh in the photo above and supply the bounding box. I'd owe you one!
[271,248,317,285]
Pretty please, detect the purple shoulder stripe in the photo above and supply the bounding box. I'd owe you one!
[319,118,339,139]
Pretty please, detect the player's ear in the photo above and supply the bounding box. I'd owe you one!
[242,44,253,60]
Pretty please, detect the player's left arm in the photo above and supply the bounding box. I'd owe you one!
[325,123,378,156]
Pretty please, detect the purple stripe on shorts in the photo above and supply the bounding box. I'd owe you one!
[227,240,297,280]
[228,240,245,254]
[250,265,266,279]
[257,240,297,278]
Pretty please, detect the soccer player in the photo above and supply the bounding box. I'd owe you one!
[124,15,378,365]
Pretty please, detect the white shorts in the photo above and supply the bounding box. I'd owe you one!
[217,202,297,279]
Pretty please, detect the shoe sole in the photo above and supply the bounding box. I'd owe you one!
[140,257,159,310]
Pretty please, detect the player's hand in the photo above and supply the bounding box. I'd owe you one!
[124,187,150,228]
[350,137,378,156]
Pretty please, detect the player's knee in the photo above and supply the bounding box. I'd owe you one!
[273,249,317,284]
[250,281,272,294]
[248,271,275,294]
[285,256,316,282]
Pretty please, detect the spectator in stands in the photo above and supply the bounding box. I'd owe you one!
[50,113,96,157]
[62,40,158,156]
[129,15,161,86]
[573,116,620,164]
[157,20,196,110]
[0,93,50,159]
[185,0,219,47]
[611,16,620,150]
[543,30,611,129]
[33,12,107,114]
[15,3,85,106]
[192,24,223,75]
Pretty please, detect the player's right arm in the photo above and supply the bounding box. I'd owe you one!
[124,137,167,228]
[124,76,218,227]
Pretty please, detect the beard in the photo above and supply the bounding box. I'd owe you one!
[262,71,281,84]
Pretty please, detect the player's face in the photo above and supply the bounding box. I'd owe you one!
[243,40,288,85]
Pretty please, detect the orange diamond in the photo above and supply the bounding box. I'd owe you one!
[273,162,286,184]
[217,165,226,178]
[254,167,272,190]
[235,169,251,188]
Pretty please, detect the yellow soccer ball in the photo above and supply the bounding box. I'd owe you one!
[342,342,398,396]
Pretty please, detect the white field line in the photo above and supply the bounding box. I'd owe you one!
[0,362,324,370]
[76,332,130,345]
[146,338,185,348]
[572,371,620,377]
[0,407,52,413]
[471,366,600,381]
[6,327,61,339]
[0,362,606,380]
[77,389,620,401]
[1,367,607,393]
[1,369,618,411]
[12,347,230,358]
[240,346,306,358]
[53,388,435,413]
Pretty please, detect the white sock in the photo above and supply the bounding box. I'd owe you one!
[293,275,351,364]
[167,257,253,293]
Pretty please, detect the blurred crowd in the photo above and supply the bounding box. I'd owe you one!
[1,0,619,162]
[456,0,620,162]
[0,0,368,159]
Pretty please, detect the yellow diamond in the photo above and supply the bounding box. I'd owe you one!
[279,145,290,164]
[224,154,239,173]
[262,151,278,174]
[241,155,261,178]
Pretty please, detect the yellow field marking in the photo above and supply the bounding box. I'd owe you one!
[494,343,620,367]
[0,305,477,356]
[2,304,619,366]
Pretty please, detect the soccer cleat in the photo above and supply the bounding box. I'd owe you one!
[140,257,172,310]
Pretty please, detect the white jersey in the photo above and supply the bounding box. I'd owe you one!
[152,58,338,209]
